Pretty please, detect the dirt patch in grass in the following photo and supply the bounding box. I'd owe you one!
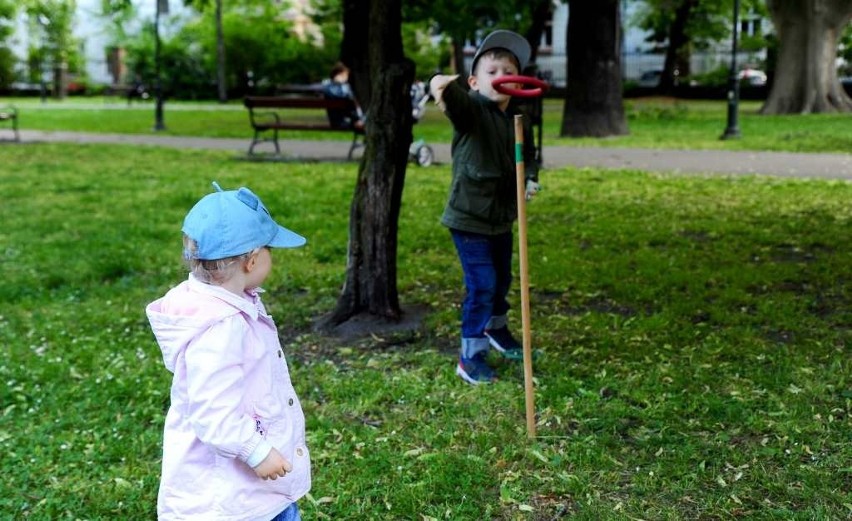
[279,303,433,365]
[315,303,431,342]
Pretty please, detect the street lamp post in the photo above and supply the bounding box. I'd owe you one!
[721,0,741,140]
[154,0,167,131]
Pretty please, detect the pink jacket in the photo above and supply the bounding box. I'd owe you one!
[146,275,310,521]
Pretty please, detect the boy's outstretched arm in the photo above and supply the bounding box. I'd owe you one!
[429,74,459,112]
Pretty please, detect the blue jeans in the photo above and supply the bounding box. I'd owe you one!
[450,229,513,356]
[270,503,300,521]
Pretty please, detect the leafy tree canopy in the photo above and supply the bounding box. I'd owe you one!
[634,0,766,52]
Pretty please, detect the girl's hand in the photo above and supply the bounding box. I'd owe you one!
[253,448,292,480]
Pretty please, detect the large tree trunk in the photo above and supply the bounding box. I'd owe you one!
[341,1,371,104]
[215,0,227,103]
[325,0,414,327]
[525,0,554,66]
[761,0,852,114]
[562,0,629,137]
[659,0,698,93]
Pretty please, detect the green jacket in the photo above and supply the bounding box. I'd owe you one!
[440,80,539,235]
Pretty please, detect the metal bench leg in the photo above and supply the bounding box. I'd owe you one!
[348,132,364,160]
[273,129,280,155]
[248,130,260,155]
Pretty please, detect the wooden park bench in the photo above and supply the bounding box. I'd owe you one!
[0,105,19,142]
[243,93,365,159]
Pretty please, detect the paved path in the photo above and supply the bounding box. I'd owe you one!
[15,129,852,181]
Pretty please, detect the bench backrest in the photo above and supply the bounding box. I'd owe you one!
[244,96,356,111]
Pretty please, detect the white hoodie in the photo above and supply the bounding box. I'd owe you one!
[146,275,310,521]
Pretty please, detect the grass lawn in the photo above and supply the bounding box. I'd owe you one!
[6,96,852,154]
[1,143,850,519]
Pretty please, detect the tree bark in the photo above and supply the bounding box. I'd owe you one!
[341,0,371,105]
[325,0,414,327]
[451,37,466,76]
[659,0,698,93]
[761,0,852,114]
[215,0,227,103]
[562,0,629,137]
[525,0,554,65]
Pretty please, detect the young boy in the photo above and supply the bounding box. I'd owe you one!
[429,30,541,385]
[146,183,310,520]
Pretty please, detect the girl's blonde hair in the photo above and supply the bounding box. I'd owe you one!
[183,235,254,285]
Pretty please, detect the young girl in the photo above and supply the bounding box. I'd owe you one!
[146,183,310,521]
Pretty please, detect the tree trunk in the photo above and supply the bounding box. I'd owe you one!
[216,0,227,103]
[761,0,852,114]
[525,0,554,66]
[451,37,466,76]
[341,0,371,105]
[659,0,698,93]
[562,0,629,137]
[325,0,414,327]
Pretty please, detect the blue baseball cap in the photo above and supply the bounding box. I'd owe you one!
[182,182,306,260]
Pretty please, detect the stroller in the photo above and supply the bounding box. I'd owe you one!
[408,81,435,167]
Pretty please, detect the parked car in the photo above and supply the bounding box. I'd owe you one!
[638,69,662,88]
[738,68,767,86]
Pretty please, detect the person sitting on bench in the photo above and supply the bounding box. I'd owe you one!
[322,62,365,130]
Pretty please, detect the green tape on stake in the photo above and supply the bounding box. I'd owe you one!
[515,143,523,163]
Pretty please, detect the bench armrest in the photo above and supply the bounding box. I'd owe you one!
[249,109,281,127]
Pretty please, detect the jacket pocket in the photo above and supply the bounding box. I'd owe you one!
[449,163,499,220]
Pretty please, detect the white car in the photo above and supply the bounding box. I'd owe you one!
[738,68,767,86]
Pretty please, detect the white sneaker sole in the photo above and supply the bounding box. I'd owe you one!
[455,364,491,385]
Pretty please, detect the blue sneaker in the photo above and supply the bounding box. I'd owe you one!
[485,327,524,361]
[456,352,496,384]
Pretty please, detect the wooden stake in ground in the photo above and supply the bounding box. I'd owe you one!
[513,114,536,439]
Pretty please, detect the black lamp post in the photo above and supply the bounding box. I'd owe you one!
[154,0,167,131]
[721,0,741,140]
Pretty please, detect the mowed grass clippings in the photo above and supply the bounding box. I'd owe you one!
[0,143,849,519]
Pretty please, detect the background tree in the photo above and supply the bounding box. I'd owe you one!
[22,0,81,98]
[634,0,766,91]
[120,2,335,99]
[840,23,852,75]
[184,0,227,102]
[98,0,134,41]
[562,0,628,137]
[404,0,535,75]
[0,0,18,89]
[324,0,415,327]
[761,0,852,114]
[525,0,554,66]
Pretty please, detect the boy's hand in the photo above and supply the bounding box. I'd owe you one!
[525,180,541,201]
[429,74,459,111]
[253,448,292,480]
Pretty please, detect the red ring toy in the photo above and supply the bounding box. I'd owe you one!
[492,75,549,98]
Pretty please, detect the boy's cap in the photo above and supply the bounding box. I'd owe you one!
[182,182,306,260]
[470,30,531,75]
